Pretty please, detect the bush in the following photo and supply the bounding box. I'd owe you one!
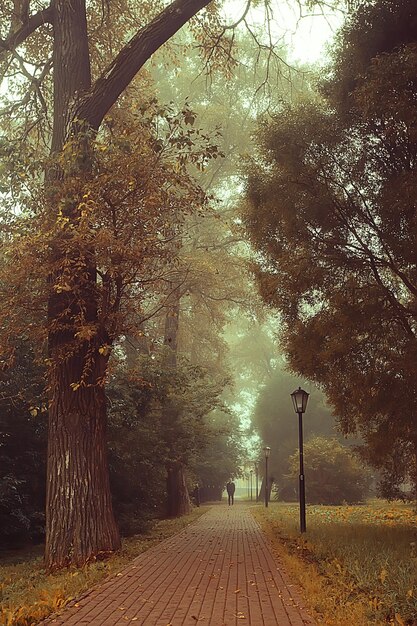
[0,342,47,546]
[287,436,370,505]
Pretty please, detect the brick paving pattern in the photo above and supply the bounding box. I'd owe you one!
[43,504,317,626]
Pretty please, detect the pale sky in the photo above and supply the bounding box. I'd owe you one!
[222,0,345,66]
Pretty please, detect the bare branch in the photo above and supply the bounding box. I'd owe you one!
[0,54,52,119]
[0,5,54,53]
[222,0,252,30]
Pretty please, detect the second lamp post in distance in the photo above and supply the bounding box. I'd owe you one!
[263,446,271,508]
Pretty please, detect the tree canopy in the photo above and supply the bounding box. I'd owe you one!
[244,0,417,498]
[0,0,354,568]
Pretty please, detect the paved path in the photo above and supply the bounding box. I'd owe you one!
[43,504,316,626]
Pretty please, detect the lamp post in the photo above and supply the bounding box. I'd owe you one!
[291,386,309,533]
[263,446,270,508]
[254,462,259,502]
[250,469,253,501]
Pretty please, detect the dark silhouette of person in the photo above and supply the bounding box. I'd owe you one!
[192,484,200,507]
[226,480,236,505]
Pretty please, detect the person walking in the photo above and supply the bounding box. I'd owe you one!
[226,479,236,506]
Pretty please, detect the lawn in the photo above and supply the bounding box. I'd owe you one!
[0,507,206,626]
[252,500,417,626]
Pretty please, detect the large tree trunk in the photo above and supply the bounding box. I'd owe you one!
[43,0,212,569]
[45,351,120,569]
[413,438,417,511]
[166,461,191,517]
[163,283,191,517]
[44,0,120,569]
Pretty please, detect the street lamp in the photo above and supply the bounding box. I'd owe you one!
[254,462,259,502]
[291,386,309,533]
[250,469,253,501]
[263,446,271,508]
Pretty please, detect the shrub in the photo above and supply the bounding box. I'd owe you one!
[287,436,370,505]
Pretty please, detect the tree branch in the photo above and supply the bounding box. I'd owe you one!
[76,0,213,131]
[0,5,54,52]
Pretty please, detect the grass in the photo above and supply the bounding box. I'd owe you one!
[252,500,417,626]
[0,507,206,626]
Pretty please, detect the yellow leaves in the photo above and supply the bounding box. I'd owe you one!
[75,324,96,341]
[0,587,69,626]
[379,568,388,583]
[54,282,72,293]
[98,344,111,356]
[395,614,406,625]
[29,404,47,416]
[56,213,70,229]
[369,596,383,611]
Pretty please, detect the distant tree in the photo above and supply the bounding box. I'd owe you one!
[287,437,370,505]
[106,366,167,535]
[116,349,230,514]
[193,409,244,501]
[252,368,337,496]
[244,0,417,498]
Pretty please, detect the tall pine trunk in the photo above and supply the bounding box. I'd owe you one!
[163,283,191,517]
[44,0,120,569]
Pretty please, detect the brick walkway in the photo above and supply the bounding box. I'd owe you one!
[43,504,316,626]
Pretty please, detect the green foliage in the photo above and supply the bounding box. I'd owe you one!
[252,368,337,493]
[107,367,167,533]
[193,409,244,498]
[244,0,417,497]
[0,343,46,546]
[287,437,370,505]
[107,351,234,513]
[325,0,417,112]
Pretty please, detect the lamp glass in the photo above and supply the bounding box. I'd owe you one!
[291,387,309,413]
[263,446,271,458]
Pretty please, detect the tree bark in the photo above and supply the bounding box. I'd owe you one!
[45,351,120,569]
[50,0,91,153]
[76,0,212,131]
[413,438,417,511]
[166,461,191,517]
[44,0,120,569]
[43,0,212,568]
[163,283,191,516]
[163,283,180,368]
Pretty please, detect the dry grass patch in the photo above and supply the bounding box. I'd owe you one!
[0,507,206,626]
[252,501,417,626]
